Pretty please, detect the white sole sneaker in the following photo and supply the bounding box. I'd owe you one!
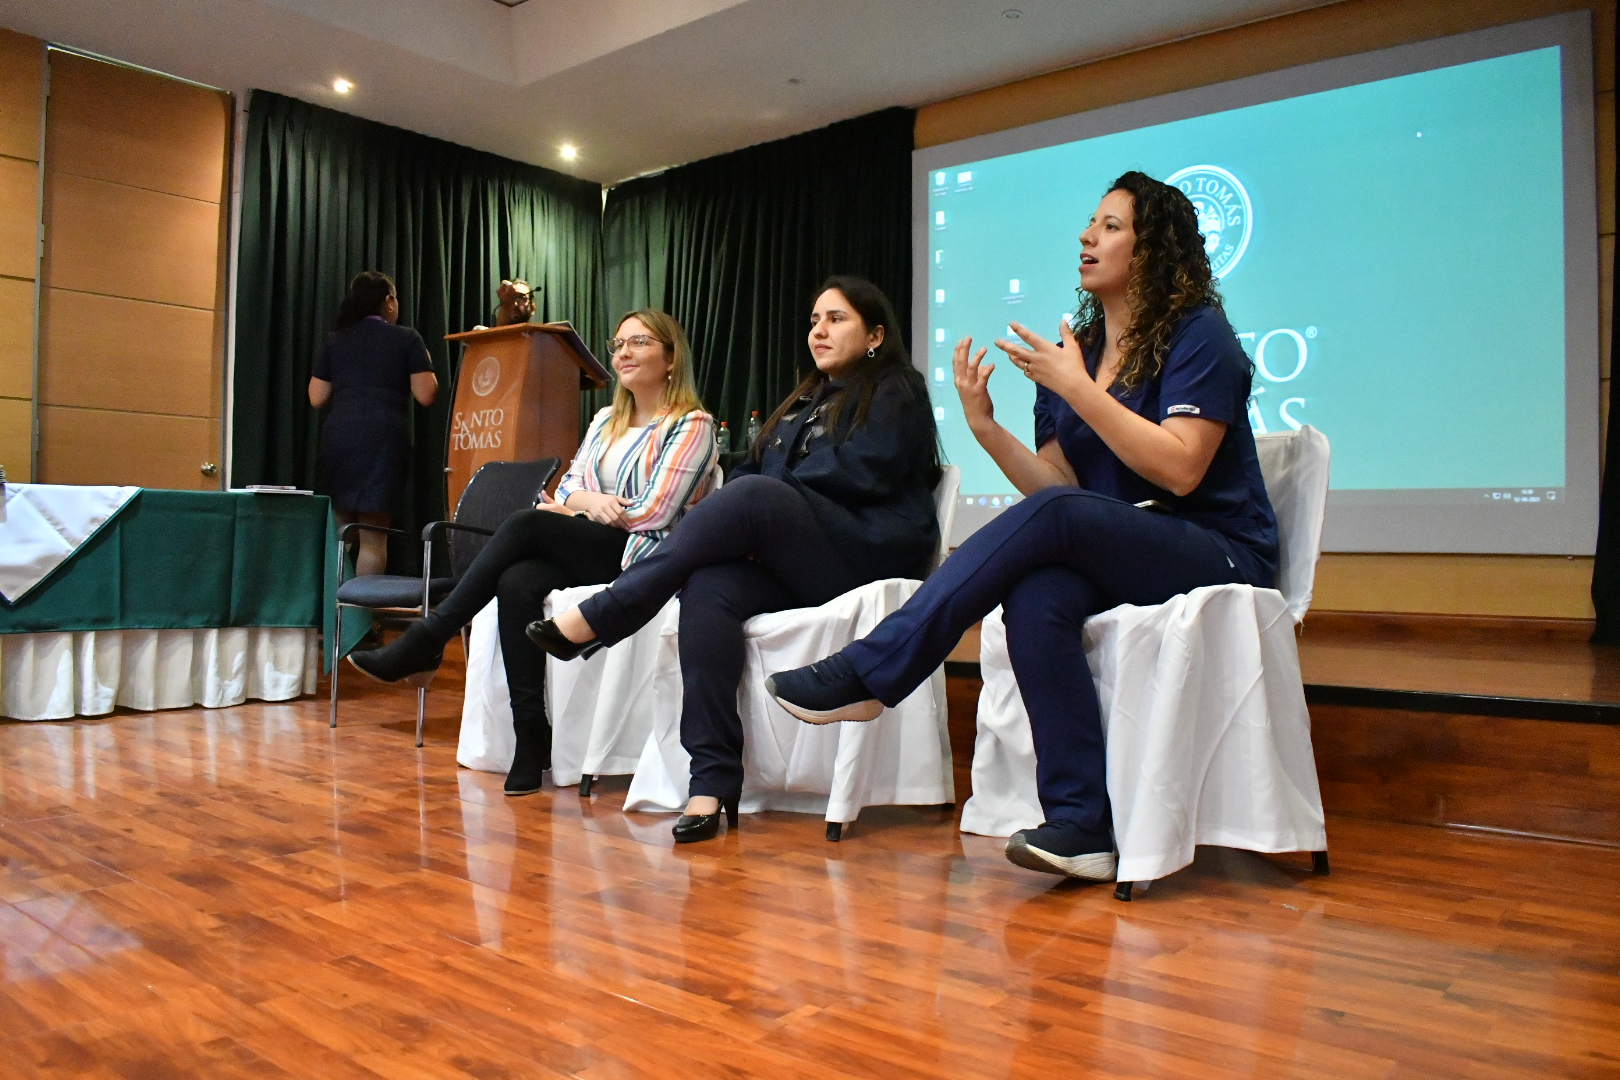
[1005,833,1117,881]
[765,677,883,726]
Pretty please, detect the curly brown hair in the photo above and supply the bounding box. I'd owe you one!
[1074,170,1224,393]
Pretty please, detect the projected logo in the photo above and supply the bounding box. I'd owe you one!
[1165,165,1252,278]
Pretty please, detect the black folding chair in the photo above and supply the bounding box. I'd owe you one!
[329,457,561,745]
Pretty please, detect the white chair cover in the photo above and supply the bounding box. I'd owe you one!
[623,466,962,822]
[0,627,319,721]
[959,426,1331,883]
[457,466,964,822]
[622,577,954,822]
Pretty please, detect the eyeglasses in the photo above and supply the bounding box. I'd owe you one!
[607,334,663,353]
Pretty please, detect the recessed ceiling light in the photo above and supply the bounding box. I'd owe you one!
[332,78,353,94]
[788,77,801,85]
[1003,8,1022,17]
[559,144,578,161]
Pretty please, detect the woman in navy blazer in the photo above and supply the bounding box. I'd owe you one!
[529,276,940,843]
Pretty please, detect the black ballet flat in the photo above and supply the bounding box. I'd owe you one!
[672,797,739,844]
[524,618,604,661]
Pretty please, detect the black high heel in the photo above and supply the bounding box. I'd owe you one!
[672,797,739,843]
[525,618,604,661]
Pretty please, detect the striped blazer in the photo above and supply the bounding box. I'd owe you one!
[555,406,717,568]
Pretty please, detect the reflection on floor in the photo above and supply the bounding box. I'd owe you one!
[0,666,1616,1079]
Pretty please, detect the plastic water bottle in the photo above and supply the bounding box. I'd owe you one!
[746,410,762,449]
[716,421,731,454]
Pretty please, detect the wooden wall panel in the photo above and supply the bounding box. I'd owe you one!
[0,275,32,400]
[0,396,30,480]
[1314,553,1598,618]
[0,156,39,282]
[37,406,217,489]
[44,52,228,203]
[38,289,217,417]
[41,173,219,309]
[917,0,1614,146]
[0,30,43,162]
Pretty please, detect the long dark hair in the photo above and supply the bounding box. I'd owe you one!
[754,276,932,465]
[333,271,396,331]
[1074,171,1224,393]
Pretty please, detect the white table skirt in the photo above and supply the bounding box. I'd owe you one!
[1,628,320,721]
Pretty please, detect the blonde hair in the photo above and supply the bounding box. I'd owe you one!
[605,309,703,440]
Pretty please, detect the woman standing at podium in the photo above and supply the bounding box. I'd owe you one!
[308,271,438,576]
[528,277,940,844]
[349,310,716,796]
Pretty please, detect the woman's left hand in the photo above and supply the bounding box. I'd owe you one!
[995,319,1096,403]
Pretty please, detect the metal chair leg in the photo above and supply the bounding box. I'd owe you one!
[825,821,843,842]
[1114,880,1134,901]
[329,605,342,728]
[1311,850,1330,875]
[415,685,426,748]
[578,774,594,797]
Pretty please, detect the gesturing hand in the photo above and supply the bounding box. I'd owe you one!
[995,318,1095,402]
[952,336,995,434]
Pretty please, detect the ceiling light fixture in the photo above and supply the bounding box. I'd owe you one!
[332,78,353,94]
[1003,8,1022,18]
[559,144,578,161]
[788,77,801,85]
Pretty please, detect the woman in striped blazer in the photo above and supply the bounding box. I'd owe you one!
[350,309,716,795]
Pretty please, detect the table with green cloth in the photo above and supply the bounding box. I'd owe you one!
[0,490,368,721]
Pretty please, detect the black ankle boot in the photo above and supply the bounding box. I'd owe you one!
[505,715,550,796]
[672,797,739,843]
[348,622,444,685]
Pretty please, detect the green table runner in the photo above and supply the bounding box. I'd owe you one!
[0,490,364,669]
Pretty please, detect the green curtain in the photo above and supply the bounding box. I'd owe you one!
[232,91,604,572]
[601,107,914,437]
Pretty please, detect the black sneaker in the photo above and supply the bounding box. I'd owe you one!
[1005,821,1117,881]
[765,653,882,725]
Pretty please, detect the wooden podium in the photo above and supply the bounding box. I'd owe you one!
[442,323,610,513]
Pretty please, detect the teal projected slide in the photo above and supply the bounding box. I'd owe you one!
[925,47,1567,503]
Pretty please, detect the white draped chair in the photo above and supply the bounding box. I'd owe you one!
[623,465,962,840]
[960,426,1331,899]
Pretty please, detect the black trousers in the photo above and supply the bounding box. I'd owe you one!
[426,510,628,742]
[577,475,873,801]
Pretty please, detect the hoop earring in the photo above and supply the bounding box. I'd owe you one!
[866,348,876,358]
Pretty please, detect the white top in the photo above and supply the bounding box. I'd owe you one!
[596,427,644,490]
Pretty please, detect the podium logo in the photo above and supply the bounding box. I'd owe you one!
[471,355,501,397]
[1165,165,1252,279]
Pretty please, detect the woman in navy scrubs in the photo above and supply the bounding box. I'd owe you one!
[529,276,940,844]
[308,271,438,576]
[767,172,1278,883]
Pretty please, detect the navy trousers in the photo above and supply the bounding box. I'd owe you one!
[842,487,1258,833]
[578,475,871,801]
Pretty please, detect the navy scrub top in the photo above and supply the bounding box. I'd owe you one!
[1034,304,1279,587]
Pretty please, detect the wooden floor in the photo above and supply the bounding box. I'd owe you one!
[1,667,1619,1078]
